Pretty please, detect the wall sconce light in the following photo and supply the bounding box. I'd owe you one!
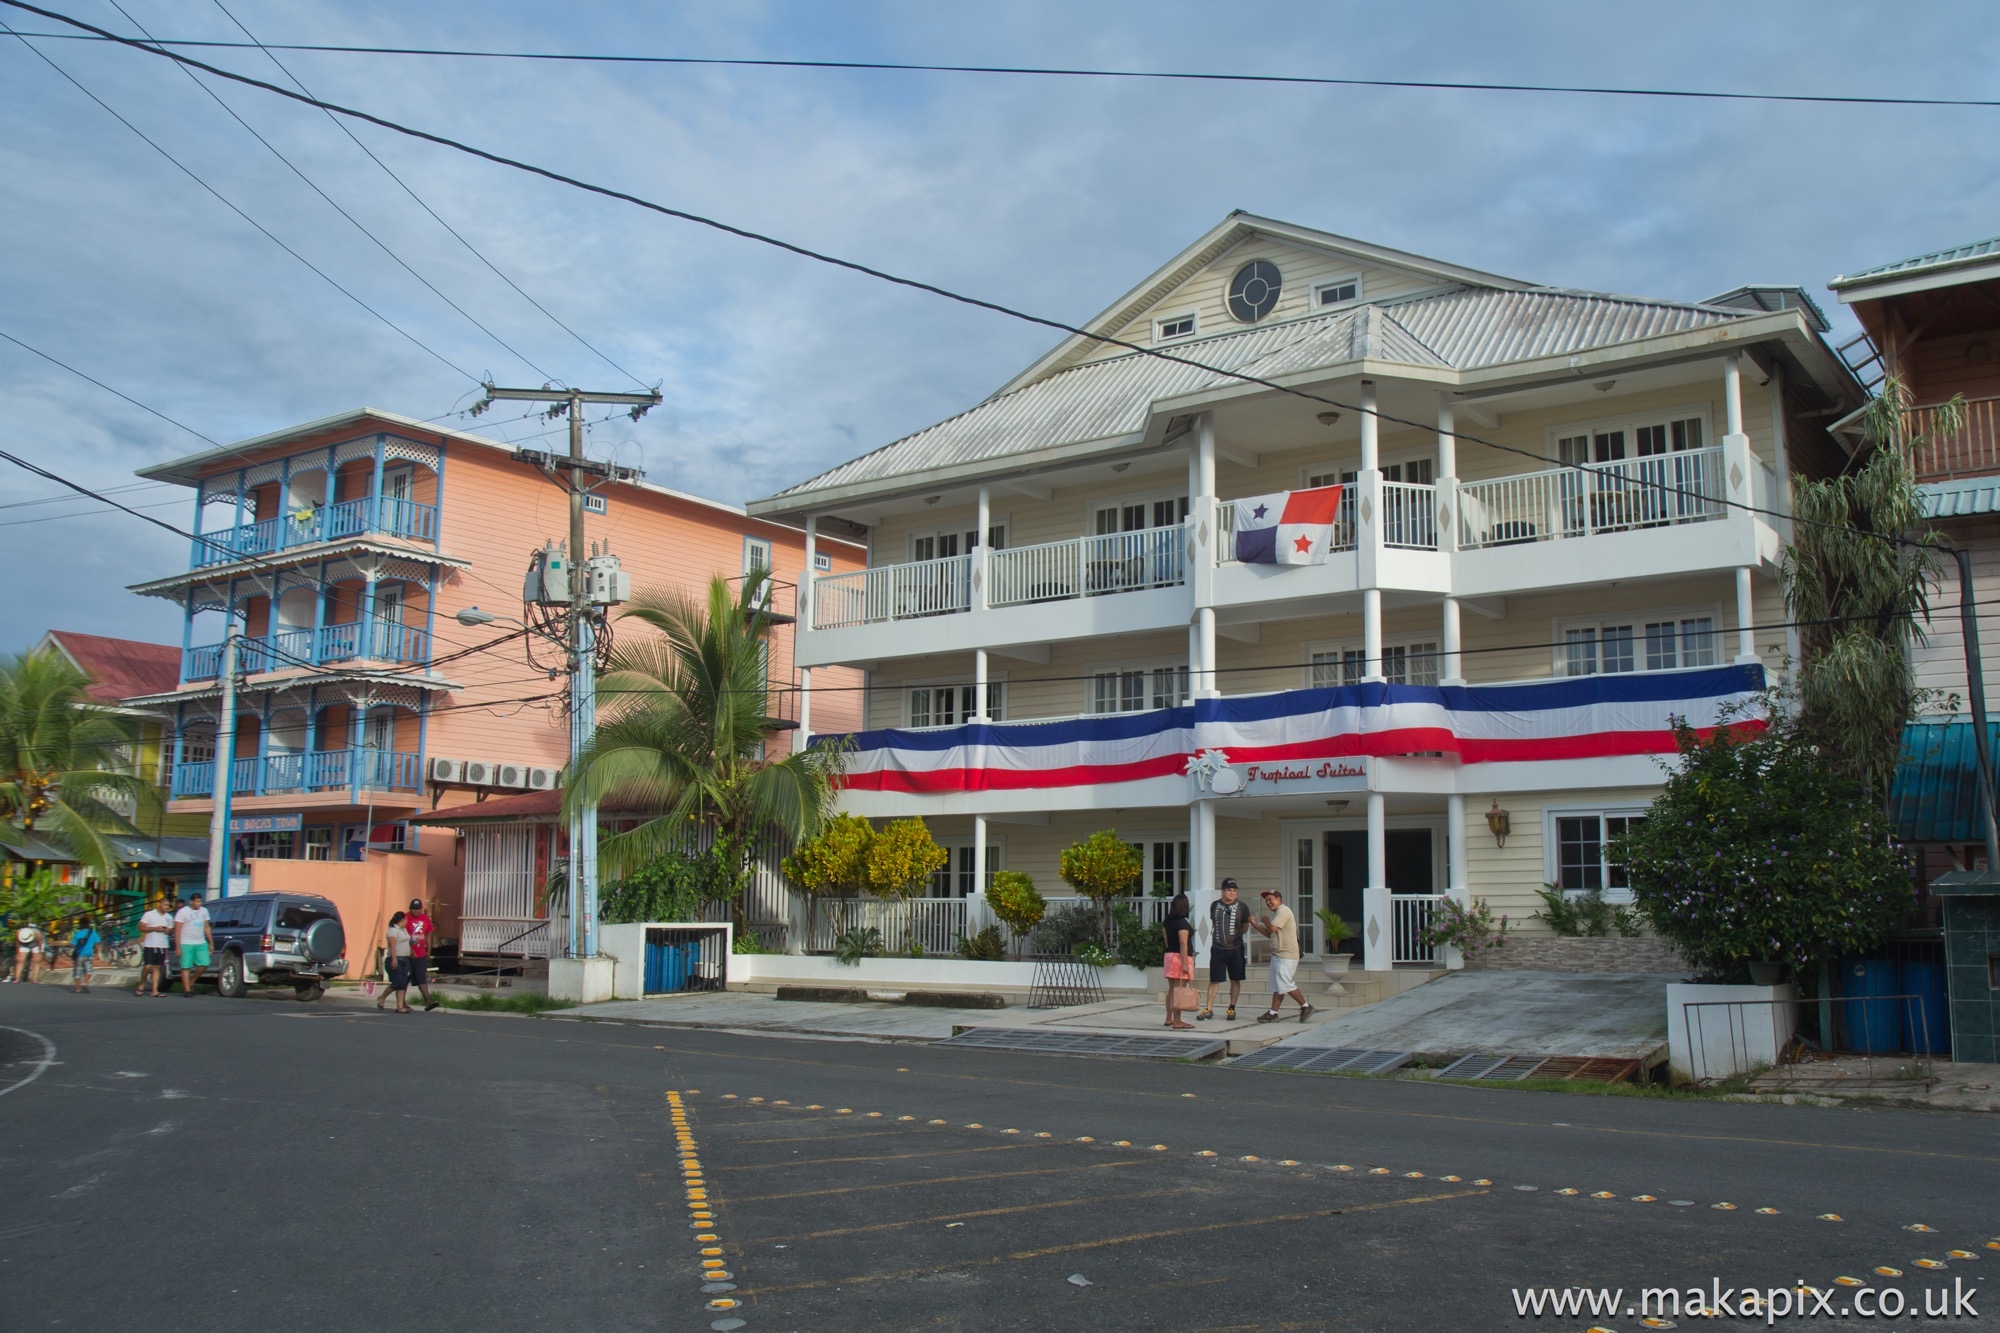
[1111,461,1131,473]
[923,495,941,506]
[1485,800,1511,847]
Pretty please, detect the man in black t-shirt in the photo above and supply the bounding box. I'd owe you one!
[1198,878,1253,1021]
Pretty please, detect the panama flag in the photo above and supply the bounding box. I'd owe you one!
[1232,485,1343,565]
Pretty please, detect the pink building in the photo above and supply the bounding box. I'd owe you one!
[126,407,864,957]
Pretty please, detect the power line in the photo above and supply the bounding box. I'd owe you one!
[0,19,480,384]
[4,0,1859,547]
[205,0,646,390]
[0,328,218,445]
[11,27,2000,110]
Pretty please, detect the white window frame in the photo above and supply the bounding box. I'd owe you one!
[1304,454,1433,488]
[905,676,1007,729]
[1086,488,1189,536]
[1085,658,1190,715]
[1153,309,1198,343]
[928,837,1004,898]
[1543,403,1714,463]
[1552,604,1725,678]
[742,534,773,576]
[1304,638,1440,687]
[583,492,608,515]
[908,519,1008,563]
[1311,274,1362,311]
[812,551,833,572]
[1543,806,1649,904]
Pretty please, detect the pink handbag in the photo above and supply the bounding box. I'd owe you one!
[1168,984,1199,1011]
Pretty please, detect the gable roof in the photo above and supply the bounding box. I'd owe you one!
[991,211,1534,398]
[40,631,180,704]
[1832,233,2000,295]
[755,284,1749,510]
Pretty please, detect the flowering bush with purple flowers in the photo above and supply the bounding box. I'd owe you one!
[1616,719,1912,980]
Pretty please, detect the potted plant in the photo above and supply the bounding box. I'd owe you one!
[1314,909,1354,989]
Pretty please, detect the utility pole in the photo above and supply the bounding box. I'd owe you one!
[205,628,240,897]
[1952,548,2000,873]
[477,384,658,966]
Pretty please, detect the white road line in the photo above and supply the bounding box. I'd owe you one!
[0,1024,57,1099]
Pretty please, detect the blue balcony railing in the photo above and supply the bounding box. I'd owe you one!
[191,496,438,569]
[182,620,431,682]
[172,747,422,798]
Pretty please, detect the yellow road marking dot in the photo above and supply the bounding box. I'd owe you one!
[1834,1276,1864,1287]
[1915,1258,1948,1269]
[837,1108,853,1115]
[1035,1132,1052,1138]
[1594,1192,1618,1200]
[1196,1150,1217,1157]
[1333,1165,1352,1171]
[965,1123,982,1129]
[867,1112,883,1118]
[1403,1171,1425,1179]
[1639,1318,1677,1329]
[1075,1136,1094,1143]
[1711,1202,1736,1210]
[708,1299,739,1310]
[1242,1155,1261,1162]
[749,1097,764,1103]
[1818,1213,1842,1221]
[1181,1092,1195,1098]
[1368,1167,1390,1175]
[1755,1207,1780,1215]
[1556,1188,1580,1196]
[773,1099,790,1106]
[1278,1159,1299,1167]
[1472,1179,1493,1186]
[1152,1145,1169,1152]
[929,1119,947,1125]
[1114,1141,1133,1148]
[701,1259,725,1269]
[899,1116,915,1121]
[1906,1223,1937,1232]
[1949,1250,1978,1260]
[897,1067,909,1072]
[1875,1267,1902,1278]
[721,1094,736,1099]
[696,1234,718,1242]
[1631,1195,1657,1203]
[686,1090,698,1095]
[806,1104,822,1110]
[1442,1175,1462,1182]
[1002,1128,1020,1135]
[1987,1241,2000,1251]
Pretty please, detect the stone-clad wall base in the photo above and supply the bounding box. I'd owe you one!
[1465,934,1688,974]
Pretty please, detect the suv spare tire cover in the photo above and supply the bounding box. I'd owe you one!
[302,917,345,963]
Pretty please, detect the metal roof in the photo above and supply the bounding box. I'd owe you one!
[1891,720,2000,843]
[1832,234,2000,291]
[1919,477,2000,519]
[759,287,1747,506]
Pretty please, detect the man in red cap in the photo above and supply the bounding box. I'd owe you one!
[404,897,439,1011]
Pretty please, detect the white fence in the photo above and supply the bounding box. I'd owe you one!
[810,554,972,629]
[989,528,1184,607]
[800,896,971,957]
[1381,481,1438,549]
[1457,447,1726,550]
[1391,894,1447,965]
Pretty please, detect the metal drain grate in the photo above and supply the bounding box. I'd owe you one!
[939,1028,1225,1060]
[1435,1052,1511,1080]
[1231,1046,1414,1075]
[1436,1052,1642,1084]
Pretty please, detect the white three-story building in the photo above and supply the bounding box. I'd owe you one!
[747,214,1863,981]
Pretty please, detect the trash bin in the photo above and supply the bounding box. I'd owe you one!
[1900,959,1950,1054]
[1837,958,1901,1053]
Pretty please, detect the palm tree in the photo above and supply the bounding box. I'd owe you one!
[0,647,159,873]
[567,575,844,923]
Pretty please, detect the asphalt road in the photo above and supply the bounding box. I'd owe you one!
[2,985,1997,1331]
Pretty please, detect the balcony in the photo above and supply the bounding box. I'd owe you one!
[183,620,432,683]
[172,747,422,799]
[1906,396,2000,481]
[191,495,439,569]
[1456,446,1726,549]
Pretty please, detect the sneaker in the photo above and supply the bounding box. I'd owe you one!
[1255,1011,1281,1023]
[1298,1003,1316,1023]
[1195,1009,1213,1021]
[424,999,440,1012]
[1225,1007,1236,1021]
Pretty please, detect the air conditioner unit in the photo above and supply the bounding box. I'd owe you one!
[428,757,465,784]
[525,766,558,791]
[462,760,496,786]
[495,763,527,789]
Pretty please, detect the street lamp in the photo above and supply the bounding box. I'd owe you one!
[456,606,501,628]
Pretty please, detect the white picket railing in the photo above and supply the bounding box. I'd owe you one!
[1391,894,1448,965]
[989,528,1185,608]
[1216,490,1357,564]
[809,554,972,630]
[1381,481,1438,549]
[801,897,971,957]
[1457,446,1726,550]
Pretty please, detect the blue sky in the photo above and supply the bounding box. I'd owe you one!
[3,0,1998,649]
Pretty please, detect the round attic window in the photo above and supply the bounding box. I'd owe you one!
[1227,260,1283,323]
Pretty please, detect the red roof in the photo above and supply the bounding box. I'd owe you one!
[44,631,181,704]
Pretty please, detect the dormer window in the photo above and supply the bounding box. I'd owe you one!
[1314,276,1362,310]
[1154,311,1197,342]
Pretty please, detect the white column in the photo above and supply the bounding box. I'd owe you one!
[974,649,989,720]
[1359,380,1379,472]
[796,666,812,744]
[1196,607,1217,697]
[974,486,991,613]
[1724,353,1744,437]
[1435,400,1456,480]
[1441,596,1463,685]
[1363,589,1384,681]
[970,814,989,931]
[1445,793,1469,971]
[1197,412,1217,496]
[1191,798,1217,970]
[1736,566,1757,662]
[1362,791,1389,972]
[801,513,817,626]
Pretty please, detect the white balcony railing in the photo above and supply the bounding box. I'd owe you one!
[1391,893,1447,965]
[989,528,1184,608]
[810,554,971,630]
[1457,446,1726,551]
[1381,480,1438,549]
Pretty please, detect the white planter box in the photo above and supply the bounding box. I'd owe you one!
[736,953,1150,993]
[1666,982,1798,1082]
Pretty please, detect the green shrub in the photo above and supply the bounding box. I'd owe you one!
[1059,830,1143,940]
[986,870,1045,956]
[864,818,948,901]
[1028,901,1100,956]
[1112,904,1166,970]
[832,926,882,966]
[600,852,704,925]
[955,925,1006,961]
[731,931,772,955]
[1074,939,1115,967]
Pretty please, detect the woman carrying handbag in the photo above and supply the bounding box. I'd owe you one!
[1161,892,1197,1030]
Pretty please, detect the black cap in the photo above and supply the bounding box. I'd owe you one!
[1220,877,1238,889]
[410,898,424,911]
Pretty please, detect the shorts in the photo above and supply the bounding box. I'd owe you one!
[72,957,93,977]
[407,955,429,985]
[142,947,168,966]
[1267,954,1299,994]
[179,942,211,969]
[387,958,411,989]
[1209,945,1247,983]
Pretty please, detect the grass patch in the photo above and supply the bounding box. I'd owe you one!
[436,991,573,1015]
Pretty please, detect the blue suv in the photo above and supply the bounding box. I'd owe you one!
[167,893,348,1001]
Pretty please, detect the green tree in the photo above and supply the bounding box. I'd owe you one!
[600,852,704,925]
[0,865,85,931]
[1783,377,1953,804]
[569,577,846,925]
[1617,719,1912,979]
[781,812,874,941]
[985,869,1045,957]
[863,817,946,901]
[0,647,157,873]
[1059,829,1143,943]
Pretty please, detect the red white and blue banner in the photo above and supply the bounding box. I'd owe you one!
[1233,485,1343,564]
[834,664,1766,794]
